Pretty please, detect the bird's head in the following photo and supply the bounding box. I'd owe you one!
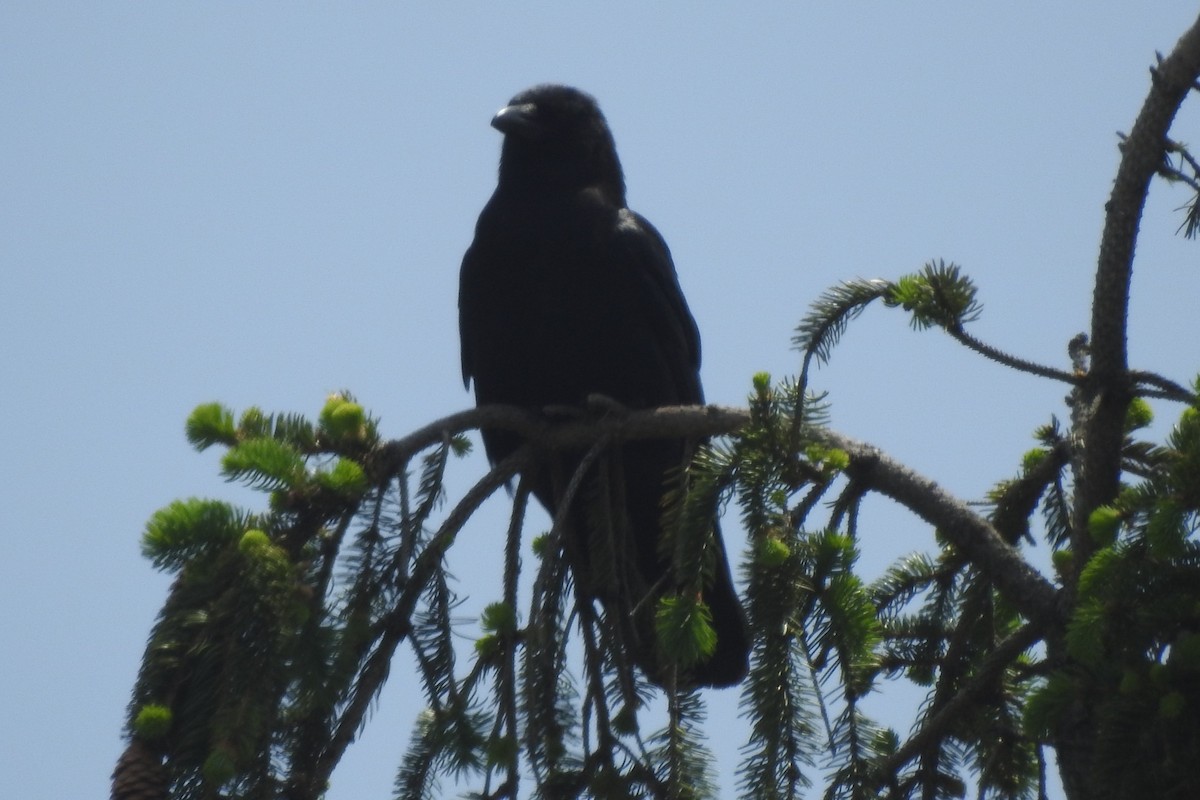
[492,84,626,203]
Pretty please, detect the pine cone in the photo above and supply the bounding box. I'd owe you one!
[111,739,167,800]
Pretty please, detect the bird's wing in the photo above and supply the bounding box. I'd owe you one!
[458,223,492,391]
[459,244,478,390]
[611,208,704,404]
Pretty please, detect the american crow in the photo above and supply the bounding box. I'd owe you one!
[459,84,748,688]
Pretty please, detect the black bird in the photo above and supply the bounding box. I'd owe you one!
[458,85,748,688]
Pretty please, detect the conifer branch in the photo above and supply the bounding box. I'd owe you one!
[377,404,748,481]
[945,324,1079,385]
[492,477,529,797]
[815,429,1063,629]
[393,405,1062,646]
[304,446,531,791]
[1077,13,1200,553]
[877,623,1042,788]
[1129,369,1197,403]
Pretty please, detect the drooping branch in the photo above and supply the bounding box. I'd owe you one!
[813,429,1062,629]
[877,623,1043,788]
[301,445,532,793]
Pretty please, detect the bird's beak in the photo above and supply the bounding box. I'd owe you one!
[491,102,541,138]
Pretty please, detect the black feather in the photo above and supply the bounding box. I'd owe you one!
[459,85,748,688]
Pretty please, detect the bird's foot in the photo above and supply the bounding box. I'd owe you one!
[584,393,628,416]
[541,403,588,421]
[541,394,628,421]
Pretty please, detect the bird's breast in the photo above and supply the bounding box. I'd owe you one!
[462,207,662,408]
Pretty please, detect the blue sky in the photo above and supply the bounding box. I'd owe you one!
[4,4,1199,798]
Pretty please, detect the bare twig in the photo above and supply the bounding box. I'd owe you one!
[946,325,1079,386]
